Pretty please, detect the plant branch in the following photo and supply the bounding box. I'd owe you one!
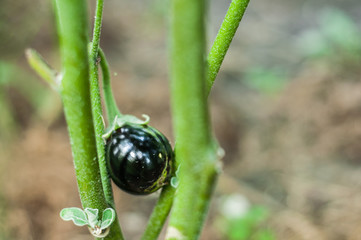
[141,186,176,240]
[88,0,114,207]
[25,48,58,90]
[206,0,250,95]
[165,0,220,238]
[90,0,104,59]
[53,0,108,219]
[142,1,250,238]
[98,48,121,123]
[88,0,124,239]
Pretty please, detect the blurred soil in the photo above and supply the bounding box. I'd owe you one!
[233,66,361,240]
[1,0,361,239]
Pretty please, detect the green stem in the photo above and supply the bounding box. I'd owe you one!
[206,0,250,95]
[88,0,113,206]
[53,0,108,220]
[141,186,176,240]
[98,48,121,123]
[142,1,250,238]
[166,0,219,239]
[90,0,104,58]
[25,48,58,89]
[88,0,124,239]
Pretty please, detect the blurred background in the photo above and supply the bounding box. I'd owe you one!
[1,0,361,239]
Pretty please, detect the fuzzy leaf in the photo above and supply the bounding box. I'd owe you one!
[100,208,116,229]
[60,208,88,226]
[85,208,99,228]
[171,164,181,188]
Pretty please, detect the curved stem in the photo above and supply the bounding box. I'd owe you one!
[88,0,124,239]
[98,48,121,123]
[206,0,250,95]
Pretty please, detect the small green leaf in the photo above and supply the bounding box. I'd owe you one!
[171,164,181,188]
[101,208,116,229]
[170,176,179,188]
[85,208,99,228]
[60,208,88,226]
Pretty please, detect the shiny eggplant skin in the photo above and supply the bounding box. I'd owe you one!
[105,124,173,195]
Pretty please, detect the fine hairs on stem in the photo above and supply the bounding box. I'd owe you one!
[88,0,124,238]
[53,0,109,225]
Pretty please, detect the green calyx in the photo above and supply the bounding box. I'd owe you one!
[102,114,150,140]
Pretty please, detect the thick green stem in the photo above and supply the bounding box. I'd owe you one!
[88,0,124,239]
[54,0,107,216]
[206,0,250,95]
[166,0,219,239]
[142,0,250,238]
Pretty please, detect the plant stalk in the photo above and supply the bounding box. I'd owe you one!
[207,0,250,95]
[88,0,114,209]
[141,186,176,240]
[142,0,250,238]
[88,0,124,239]
[54,0,123,238]
[166,0,219,239]
[98,48,121,123]
[54,0,108,218]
